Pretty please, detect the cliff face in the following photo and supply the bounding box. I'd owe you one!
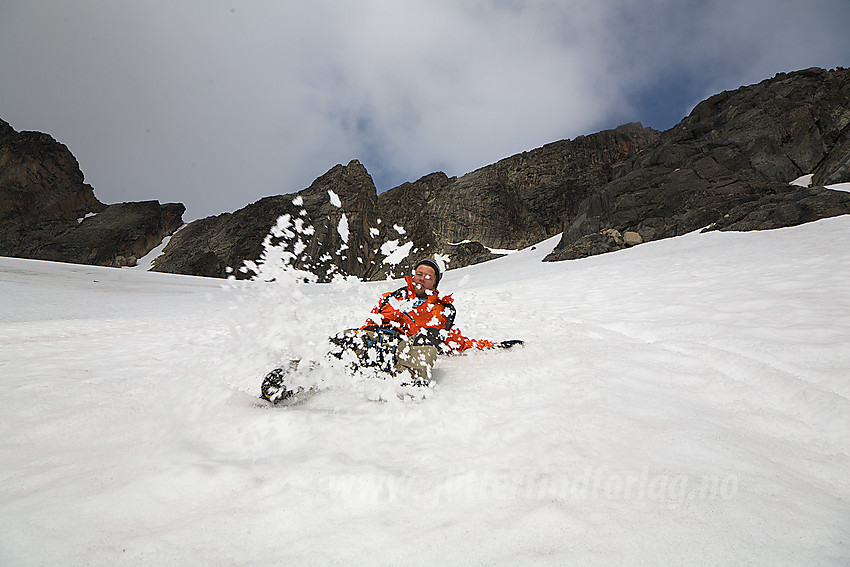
[545,67,850,261]
[374,171,457,277]
[0,119,184,267]
[423,123,660,251]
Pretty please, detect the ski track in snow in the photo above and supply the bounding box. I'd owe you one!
[1,217,850,565]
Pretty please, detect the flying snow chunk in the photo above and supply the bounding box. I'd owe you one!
[337,214,350,243]
[381,240,414,266]
[369,227,380,238]
[328,190,342,208]
[294,217,314,235]
[269,214,295,239]
[292,196,304,206]
[434,253,450,271]
[393,224,406,235]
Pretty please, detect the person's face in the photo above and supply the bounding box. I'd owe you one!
[413,265,438,297]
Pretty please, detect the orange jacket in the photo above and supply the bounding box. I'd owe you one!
[362,276,494,352]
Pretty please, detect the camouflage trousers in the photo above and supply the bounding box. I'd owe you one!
[328,327,439,386]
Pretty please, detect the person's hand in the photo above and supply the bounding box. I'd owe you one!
[497,340,524,349]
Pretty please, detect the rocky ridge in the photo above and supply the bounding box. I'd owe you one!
[2,67,849,279]
[149,122,659,280]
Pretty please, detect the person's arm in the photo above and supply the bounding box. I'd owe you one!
[443,326,495,351]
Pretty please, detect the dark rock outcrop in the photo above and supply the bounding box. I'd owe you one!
[152,160,385,281]
[1,118,105,255]
[708,185,850,232]
[1,119,185,267]
[36,201,185,267]
[546,67,850,262]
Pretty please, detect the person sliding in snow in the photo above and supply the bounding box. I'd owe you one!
[261,259,523,403]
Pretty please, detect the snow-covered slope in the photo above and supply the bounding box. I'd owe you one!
[1,216,849,566]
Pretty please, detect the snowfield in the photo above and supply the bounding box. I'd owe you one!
[2,215,849,566]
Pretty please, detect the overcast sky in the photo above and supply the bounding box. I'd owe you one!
[1,1,848,220]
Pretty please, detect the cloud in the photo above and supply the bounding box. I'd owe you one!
[1,1,847,220]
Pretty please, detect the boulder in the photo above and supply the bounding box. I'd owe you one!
[602,229,624,245]
[444,241,506,268]
[552,231,627,260]
[623,231,643,246]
